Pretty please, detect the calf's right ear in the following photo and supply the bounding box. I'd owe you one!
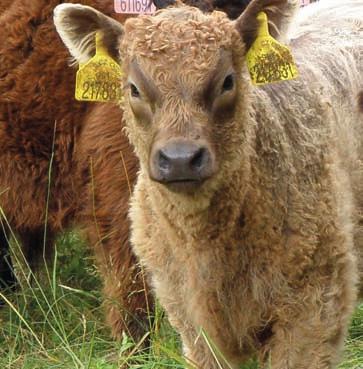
[235,0,299,49]
[53,4,123,64]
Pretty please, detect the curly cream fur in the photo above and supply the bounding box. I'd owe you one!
[122,1,362,368]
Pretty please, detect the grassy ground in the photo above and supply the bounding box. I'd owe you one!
[0,232,362,369]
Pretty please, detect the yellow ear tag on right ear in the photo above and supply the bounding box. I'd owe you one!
[75,32,123,102]
[246,12,298,86]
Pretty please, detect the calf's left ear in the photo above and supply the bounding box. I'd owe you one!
[235,0,299,49]
[53,4,123,64]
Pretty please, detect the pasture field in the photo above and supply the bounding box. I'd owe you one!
[0,231,362,369]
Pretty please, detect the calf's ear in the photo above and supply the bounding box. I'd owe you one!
[235,0,299,49]
[53,4,123,64]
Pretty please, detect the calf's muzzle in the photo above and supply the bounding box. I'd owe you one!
[149,139,215,190]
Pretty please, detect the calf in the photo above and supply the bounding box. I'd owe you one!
[55,0,362,367]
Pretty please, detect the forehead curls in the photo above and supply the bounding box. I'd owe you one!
[120,7,240,67]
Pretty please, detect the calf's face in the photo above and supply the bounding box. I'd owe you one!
[122,10,246,193]
[54,0,296,195]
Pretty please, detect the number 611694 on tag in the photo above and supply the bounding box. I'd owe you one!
[114,0,156,14]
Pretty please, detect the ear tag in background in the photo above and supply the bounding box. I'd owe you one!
[114,0,156,14]
[246,12,298,86]
[75,32,123,102]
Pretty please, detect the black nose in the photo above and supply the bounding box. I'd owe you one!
[151,141,214,184]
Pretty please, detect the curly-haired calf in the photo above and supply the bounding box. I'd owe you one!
[56,0,362,367]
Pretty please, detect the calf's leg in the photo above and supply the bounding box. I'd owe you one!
[261,283,356,369]
[95,234,152,340]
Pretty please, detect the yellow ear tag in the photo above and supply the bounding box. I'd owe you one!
[75,32,123,102]
[246,12,298,86]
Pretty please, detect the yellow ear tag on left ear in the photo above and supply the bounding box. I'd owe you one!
[246,12,298,86]
[75,32,123,102]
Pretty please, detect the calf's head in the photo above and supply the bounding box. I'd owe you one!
[54,0,298,195]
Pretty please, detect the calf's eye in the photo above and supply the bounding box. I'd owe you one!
[130,83,140,98]
[221,74,234,93]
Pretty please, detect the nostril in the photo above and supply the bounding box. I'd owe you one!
[158,150,170,170]
[190,148,206,170]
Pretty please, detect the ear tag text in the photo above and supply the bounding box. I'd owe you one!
[246,12,298,86]
[75,33,123,102]
[114,0,156,14]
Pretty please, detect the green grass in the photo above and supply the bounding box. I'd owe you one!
[0,231,362,369]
